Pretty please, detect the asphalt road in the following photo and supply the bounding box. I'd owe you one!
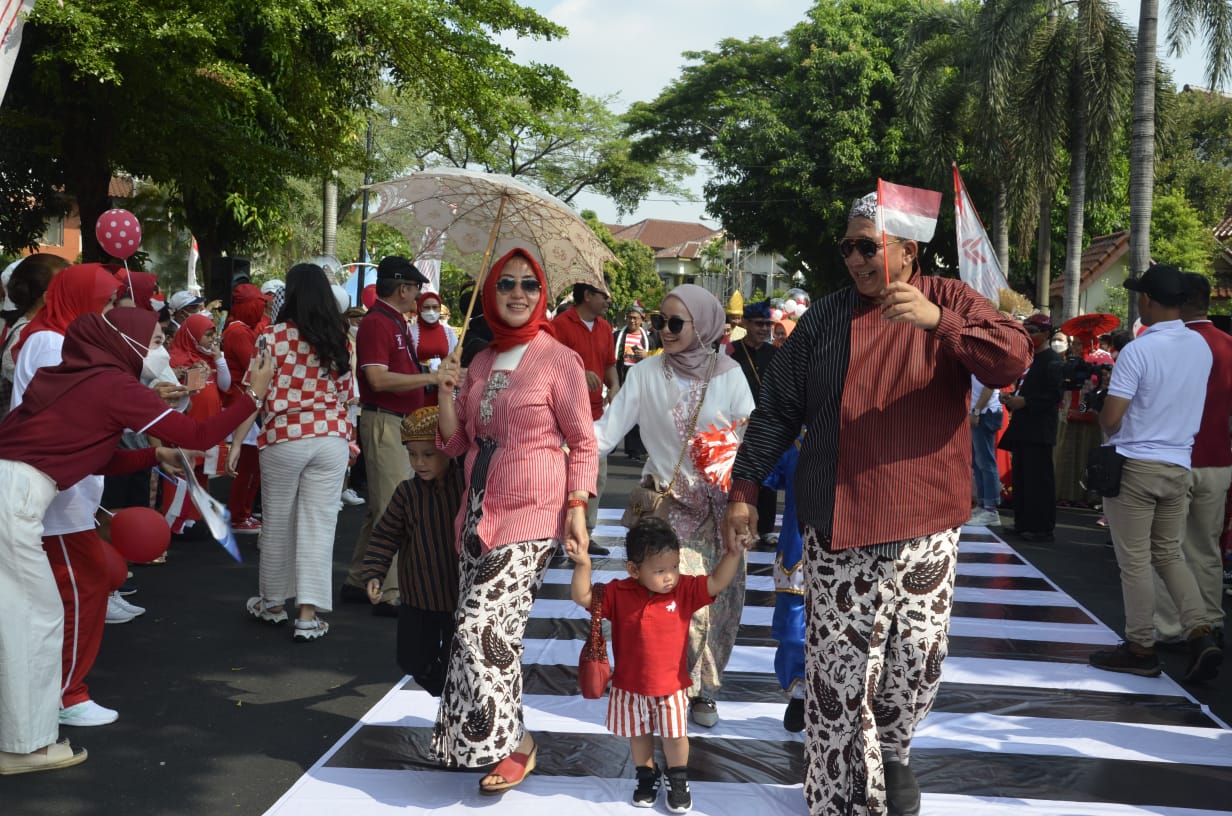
[4,455,1229,816]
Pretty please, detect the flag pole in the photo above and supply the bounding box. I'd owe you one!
[877,178,890,288]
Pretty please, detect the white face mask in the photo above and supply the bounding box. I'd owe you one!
[1050,338,1068,354]
[420,309,440,324]
[142,344,172,381]
[150,297,166,312]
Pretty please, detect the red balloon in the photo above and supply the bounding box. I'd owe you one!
[99,540,128,591]
[361,284,377,309]
[109,507,170,564]
[95,208,143,260]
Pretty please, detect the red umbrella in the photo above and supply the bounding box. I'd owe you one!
[1060,313,1120,353]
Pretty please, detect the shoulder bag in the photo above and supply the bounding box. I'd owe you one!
[1084,444,1127,498]
[578,583,611,699]
[619,352,716,529]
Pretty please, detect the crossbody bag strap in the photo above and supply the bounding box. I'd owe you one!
[664,350,718,494]
[740,340,762,389]
[374,305,424,374]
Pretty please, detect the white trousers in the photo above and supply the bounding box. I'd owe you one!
[256,436,348,611]
[0,460,60,753]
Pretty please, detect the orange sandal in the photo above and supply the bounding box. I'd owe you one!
[478,742,538,795]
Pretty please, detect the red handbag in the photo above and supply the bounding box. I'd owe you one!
[578,583,611,699]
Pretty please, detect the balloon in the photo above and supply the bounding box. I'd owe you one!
[99,540,128,591]
[770,308,784,322]
[95,209,143,260]
[109,507,171,563]
[361,284,377,309]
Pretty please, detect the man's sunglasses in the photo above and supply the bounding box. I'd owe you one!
[651,314,693,334]
[839,237,905,259]
[494,278,542,294]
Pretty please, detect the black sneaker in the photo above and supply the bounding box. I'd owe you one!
[689,695,718,727]
[883,759,921,816]
[632,764,661,808]
[1184,628,1222,684]
[665,766,691,814]
[587,541,610,556]
[783,697,805,733]
[1088,642,1162,677]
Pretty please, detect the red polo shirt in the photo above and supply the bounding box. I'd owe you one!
[552,308,616,419]
[1187,320,1232,468]
[356,299,423,415]
[601,574,714,697]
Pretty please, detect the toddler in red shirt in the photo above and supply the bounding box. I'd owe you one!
[566,517,742,813]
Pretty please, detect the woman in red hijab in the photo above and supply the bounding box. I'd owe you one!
[0,307,272,775]
[223,284,271,531]
[431,248,596,793]
[114,269,163,312]
[160,313,232,533]
[410,291,457,407]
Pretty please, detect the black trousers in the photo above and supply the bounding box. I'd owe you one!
[758,485,778,536]
[396,604,456,697]
[1010,443,1056,534]
[624,425,646,458]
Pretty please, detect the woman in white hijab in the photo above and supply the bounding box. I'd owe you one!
[593,283,755,728]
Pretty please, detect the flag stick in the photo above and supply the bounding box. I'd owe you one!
[877,178,891,288]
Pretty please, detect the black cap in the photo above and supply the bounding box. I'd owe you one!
[1124,263,1186,306]
[376,255,428,285]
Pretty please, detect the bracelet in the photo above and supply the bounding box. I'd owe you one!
[245,387,263,405]
[566,498,587,510]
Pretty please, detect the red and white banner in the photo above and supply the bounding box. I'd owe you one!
[877,179,941,243]
[952,164,1008,302]
[1,0,36,108]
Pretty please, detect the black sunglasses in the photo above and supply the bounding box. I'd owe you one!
[494,277,542,294]
[839,237,905,259]
[651,314,693,334]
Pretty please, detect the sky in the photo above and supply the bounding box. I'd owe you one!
[509,0,1218,227]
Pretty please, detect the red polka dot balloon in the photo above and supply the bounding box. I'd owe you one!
[95,209,143,260]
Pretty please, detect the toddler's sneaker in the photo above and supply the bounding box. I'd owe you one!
[292,617,329,642]
[665,765,692,813]
[632,764,661,807]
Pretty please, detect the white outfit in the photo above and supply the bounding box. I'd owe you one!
[594,354,755,487]
[0,460,60,753]
[11,331,103,536]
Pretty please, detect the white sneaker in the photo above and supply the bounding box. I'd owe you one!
[109,592,145,617]
[59,700,118,727]
[967,508,1001,527]
[105,595,136,624]
[341,488,365,506]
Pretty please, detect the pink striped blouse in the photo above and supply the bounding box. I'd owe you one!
[440,331,598,552]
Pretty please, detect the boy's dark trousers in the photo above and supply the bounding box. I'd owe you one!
[396,604,456,697]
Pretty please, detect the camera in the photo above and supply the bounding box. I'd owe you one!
[1061,357,1111,392]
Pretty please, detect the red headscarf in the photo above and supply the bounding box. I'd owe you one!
[415,290,449,361]
[12,263,119,356]
[481,248,555,352]
[114,268,160,311]
[228,283,268,330]
[19,308,157,414]
[168,313,216,369]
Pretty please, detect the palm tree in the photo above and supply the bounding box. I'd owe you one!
[1019,0,1134,320]
[1128,0,1232,301]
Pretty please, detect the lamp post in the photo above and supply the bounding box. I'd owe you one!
[356,119,374,294]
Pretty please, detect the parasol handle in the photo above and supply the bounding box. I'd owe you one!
[454,192,508,350]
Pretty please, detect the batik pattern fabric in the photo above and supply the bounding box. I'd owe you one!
[800,525,959,816]
[677,512,746,696]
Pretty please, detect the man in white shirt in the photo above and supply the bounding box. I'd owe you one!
[1090,264,1222,684]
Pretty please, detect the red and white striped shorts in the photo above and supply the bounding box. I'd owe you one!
[605,687,690,738]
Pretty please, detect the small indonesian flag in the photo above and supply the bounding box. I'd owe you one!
[688,419,748,491]
[877,180,942,243]
[952,164,1008,301]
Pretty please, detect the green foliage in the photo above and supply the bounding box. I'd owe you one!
[0,0,574,267]
[627,0,945,293]
[581,211,662,313]
[1157,88,1232,225]
[1149,189,1220,272]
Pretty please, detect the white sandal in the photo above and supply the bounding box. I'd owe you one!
[246,596,288,624]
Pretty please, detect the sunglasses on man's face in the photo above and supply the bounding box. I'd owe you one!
[494,277,542,294]
[839,237,905,260]
[651,314,693,334]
